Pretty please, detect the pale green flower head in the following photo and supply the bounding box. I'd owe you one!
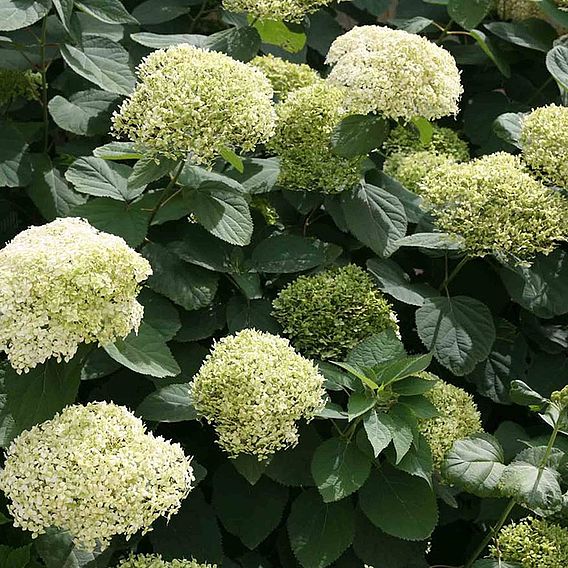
[118,554,216,568]
[222,0,335,22]
[268,82,364,193]
[495,0,542,19]
[419,152,568,263]
[112,45,276,164]
[384,150,456,192]
[0,402,194,551]
[383,124,470,162]
[490,518,568,568]
[418,376,482,470]
[0,68,41,106]
[521,104,568,189]
[192,329,325,459]
[250,54,321,100]
[272,264,399,360]
[326,26,462,120]
[0,218,152,373]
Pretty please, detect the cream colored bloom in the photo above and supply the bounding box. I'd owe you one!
[326,26,462,120]
[113,45,276,164]
[222,0,335,22]
[117,554,215,568]
[384,151,456,192]
[0,402,194,551]
[192,329,325,459]
[0,218,151,373]
[521,104,568,189]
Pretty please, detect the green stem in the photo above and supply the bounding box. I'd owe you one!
[39,16,49,153]
[189,0,209,33]
[146,161,185,228]
[438,256,468,293]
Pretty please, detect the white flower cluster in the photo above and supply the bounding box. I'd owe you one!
[326,26,463,120]
[0,402,194,551]
[222,0,334,23]
[0,218,152,373]
[117,554,216,568]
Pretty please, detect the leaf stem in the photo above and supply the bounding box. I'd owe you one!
[438,256,468,293]
[146,160,185,228]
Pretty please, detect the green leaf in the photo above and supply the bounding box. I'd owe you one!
[252,234,341,273]
[448,0,492,30]
[185,185,253,246]
[176,303,226,342]
[470,29,511,77]
[493,112,524,149]
[363,409,393,458]
[372,354,432,386]
[219,146,244,173]
[347,392,376,421]
[130,32,207,48]
[60,37,136,95]
[143,242,219,311]
[75,0,137,24]
[226,157,280,194]
[226,297,281,335]
[386,407,415,463]
[331,114,389,158]
[213,463,289,549]
[347,330,406,369]
[0,120,31,187]
[410,117,434,145]
[311,438,371,502]
[132,0,200,24]
[485,20,556,52]
[252,18,306,52]
[70,197,151,247]
[392,375,438,396]
[341,182,407,257]
[204,26,261,62]
[501,249,568,318]
[5,356,83,432]
[416,296,496,375]
[0,0,50,31]
[27,154,85,220]
[128,156,176,189]
[442,433,506,497]
[66,157,143,201]
[538,0,568,28]
[93,142,143,160]
[359,466,438,541]
[0,544,30,568]
[287,489,355,568]
[150,489,223,565]
[367,258,439,307]
[48,89,119,136]
[53,0,74,29]
[393,232,464,251]
[509,380,548,408]
[232,454,268,485]
[103,322,181,378]
[388,433,433,483]
[137,383,196,422]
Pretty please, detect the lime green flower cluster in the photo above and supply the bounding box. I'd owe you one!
[268,82,364,193]
[490,518,568,568]
[418,376,482,470]
[551,385,568,409]
[495,0,542,19]
[250,54,321,100]
[326,26,462,120]
[0,402,194,551]
[222,0,334,22]
[521,104,568,189]
[0,218,152,374]
[272,264,399,360]
[192,329,325,459]
[419,152,568,263]
[112,45,275,164]
[0,68,41,106]
[118,555,216,568]
[383,125,470,162]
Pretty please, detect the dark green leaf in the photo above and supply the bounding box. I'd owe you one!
[372,354,432,385]
[204,26,261,62]
[93,142,143,160]
[132,0,200,24]
[232,454,268,485]
[347,330,406,369]
[363,409,393,458]
[493,112,524,149]
[470,29,511,77]
[509,380,548,408]
[0,0,50,31]
[331,114,389,158]
[75,0,137,24]
[226,297,281,334]
[485,20,556,52]
[388,433,433,482]
[394,232,464,251]
[226,157,280,194]
[347,392,376,421]
[0,120,31,187]
[137,383,196,422]
[448,0,492,30]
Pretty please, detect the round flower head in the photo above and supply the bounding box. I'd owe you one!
[250,54,321,100]
[495,0,542,19]
[268,82,364,193]
[417,376,482,470]
[272,264,399,360]
[118,554,216,568]
[383,124,470,162]
[521,104,568,189]
[419,152,568,263]
[326,25,393,65]
[112,45,276,164]
[0,68,41,106]
[326,26,462,120]
[192,329,325,459]
[490,517,568,568]
[0,402,194,551]
[383,151,456,192]
[222,0,334,23]
[0,218,152,373]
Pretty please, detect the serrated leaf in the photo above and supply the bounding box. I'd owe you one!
[252,18,306,52]
[448,0,492,30]
[485,20,556,53]
[0,120,31,187]
[0,0,50,31]
[347,392,376,421]
[363,409,393,458]
[416,296,496,375]
[130,31,207,48]
[311,438,371,502]
[347,330,406,369]
[372,354,432,386]
[204,25,261,62]
[75,0,137,24]
[60,37,136,95]
[359,466,438,541]
[288,489,354,568]
[546,43,568,91]
[231,454,268,485]
[493,112,524,149]
[394,232,464,251]
[442,433,506,497]
[103,322,181,378]
[226,297,281,335]
[509,380,548,408]
[331,114,389,158]
[226,157,280,194]
[213,463,288,549]
[93,142,143,160]
[137,383,196,422]
[386,407,415,463]
[132,0,200,24]
[388,433,433,483]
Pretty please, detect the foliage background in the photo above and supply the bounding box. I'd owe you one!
[1,0,568,567]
